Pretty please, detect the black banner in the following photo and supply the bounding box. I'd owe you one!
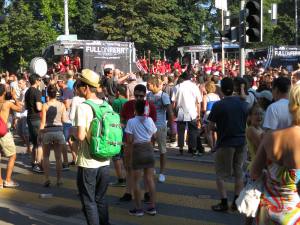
[265,46,300,71]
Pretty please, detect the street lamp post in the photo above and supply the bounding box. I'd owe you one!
[296,0,298,45]
[239,0,246,77]
[64,0,69,35]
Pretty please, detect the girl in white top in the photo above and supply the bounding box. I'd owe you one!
[125,100,157,216]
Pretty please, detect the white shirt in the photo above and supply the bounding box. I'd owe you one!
[172,80,202,121]
[125,116,157,143]
[70,96,85,125]
[75,98,110,168]
[263,98,292,130]
[16,88,28,118]
[10,81,21,99]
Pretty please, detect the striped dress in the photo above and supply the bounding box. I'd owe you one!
[257,162,300,225]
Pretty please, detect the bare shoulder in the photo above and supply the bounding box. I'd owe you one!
[4,100,14,108]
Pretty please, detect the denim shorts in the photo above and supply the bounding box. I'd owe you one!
[42,130,65,145]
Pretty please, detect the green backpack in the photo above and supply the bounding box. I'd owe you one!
[84,100,123,159]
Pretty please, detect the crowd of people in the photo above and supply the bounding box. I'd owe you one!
[0,58,300,225]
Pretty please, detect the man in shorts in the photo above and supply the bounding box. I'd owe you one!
[110,84,128,187]
[0,84,22,188]
[25,74,43,173]
[147,77,174,182]
[208,77,248,212]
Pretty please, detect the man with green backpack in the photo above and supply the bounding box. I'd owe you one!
[75,69,122,225]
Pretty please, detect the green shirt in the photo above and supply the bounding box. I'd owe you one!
[112,97,128,114]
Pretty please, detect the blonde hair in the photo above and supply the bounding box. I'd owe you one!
[147,76,162,87]
[205,81,216,94]
[289,85,300,125]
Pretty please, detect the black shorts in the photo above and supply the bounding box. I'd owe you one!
[27,118,41,147]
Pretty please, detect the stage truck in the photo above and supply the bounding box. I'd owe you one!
[248,46,300,71]
[42,39,137,74]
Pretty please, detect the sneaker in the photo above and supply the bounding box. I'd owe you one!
[62,163,70,171]
[32,165,43,173]
[68,161,76,166]
[211,203,228,212]
[129,208,144,217]
[231,202,238,211]
[119,193,132,202]
[168,142,177,148]
[144,192,151,204]
[145,207,157,216]
[3,180,19,188]
[158,174,166,183]
[110,179,126,187]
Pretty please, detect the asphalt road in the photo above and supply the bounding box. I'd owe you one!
[0,140,244,225]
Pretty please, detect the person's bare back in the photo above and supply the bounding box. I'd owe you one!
[265,126,300,169]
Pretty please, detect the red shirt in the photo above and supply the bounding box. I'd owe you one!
[73,56,81,69]
[120,100,157,124]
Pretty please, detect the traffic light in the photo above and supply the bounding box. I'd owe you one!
[219,27,238,43]
[245,0,263,42]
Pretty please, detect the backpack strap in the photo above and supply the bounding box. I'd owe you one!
[248,90,257,103]
[84,99,110,119]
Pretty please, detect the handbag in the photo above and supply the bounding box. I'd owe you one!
[0,103,7,137]
[235,176,263,218]
[0,116,7,137]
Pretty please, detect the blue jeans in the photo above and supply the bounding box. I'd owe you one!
[77,166,110,225]
[63,123,72,141]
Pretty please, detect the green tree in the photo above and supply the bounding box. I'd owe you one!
[177,0,211,45]
[0,0,57,71]
[70,0,95,39]
[23,0,77,34]
[96,0,181,52]
[219,0,296,47]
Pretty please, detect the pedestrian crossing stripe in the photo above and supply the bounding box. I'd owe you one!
[0,156,239,225]
[0,188,226,225]
[12,172,229,211]
[12,156,216,174]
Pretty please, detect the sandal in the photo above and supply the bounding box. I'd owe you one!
[211,203,228,212]
[3,180,19,188]
[43,180,51,188]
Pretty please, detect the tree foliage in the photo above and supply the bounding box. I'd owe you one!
[223,0,297,47]
[96,0,181,51]
[0,0,57,71]
[0,0,298,71]
[71,0,95,39]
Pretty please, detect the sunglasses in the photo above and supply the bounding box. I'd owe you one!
[134,94,145,98]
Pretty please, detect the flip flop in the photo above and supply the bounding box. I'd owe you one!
[3,180,19,188]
